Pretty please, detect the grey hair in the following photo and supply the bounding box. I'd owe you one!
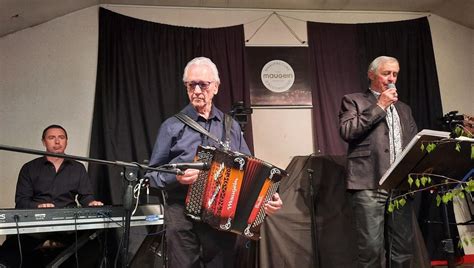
[182,57,220,84]
[367,56,399,76]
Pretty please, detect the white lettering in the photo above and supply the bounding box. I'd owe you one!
[227,178,239,210]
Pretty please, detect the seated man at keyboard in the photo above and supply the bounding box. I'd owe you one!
[0,124,103,267]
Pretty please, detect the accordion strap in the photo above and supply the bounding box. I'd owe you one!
[174,112,231,150]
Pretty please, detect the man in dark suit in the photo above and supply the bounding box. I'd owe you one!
[339,56,418,268]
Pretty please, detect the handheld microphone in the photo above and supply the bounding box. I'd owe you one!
[164,162,210,171]
[387,83,397,110]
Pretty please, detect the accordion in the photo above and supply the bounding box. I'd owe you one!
[184,145,287,240]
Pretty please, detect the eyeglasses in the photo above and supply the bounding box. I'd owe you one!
[185,81,214,91]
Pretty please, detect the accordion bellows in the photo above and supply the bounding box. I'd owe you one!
[185,146,287,240]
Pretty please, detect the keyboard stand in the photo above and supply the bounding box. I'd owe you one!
[45,230,102,268]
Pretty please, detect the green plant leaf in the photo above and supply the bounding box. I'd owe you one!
[465,237,471,246]
[420,143,425,152]
[471,144,474,159]
[426,143,436,153]
[455,142,461,152]
[421,176,428,186]
[453,188,462,197]
[387,202,394,213]
[467,180,474,192]
[466,186,473,193]
[442,194,450,204]
[399,198,406,207]
[408,175,414,188]
[444,192,453,203]
[415,178,420,188]
[436,195,441,206]
[454,126,463,138]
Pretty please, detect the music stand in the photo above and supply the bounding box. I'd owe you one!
[379,129,473,190]
[379,129,474,268]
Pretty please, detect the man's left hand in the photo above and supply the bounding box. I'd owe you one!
[264,193,283,216]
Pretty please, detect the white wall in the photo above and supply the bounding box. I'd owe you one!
[429,15,474,114]
[0,7,99,210]
[1,5,472,214]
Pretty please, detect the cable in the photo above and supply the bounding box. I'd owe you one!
[99,227,108,268]
[74,212,79,268]
[246,12,274,42]
[387,190,395,268]
[14,215,23,268]
[132,178,145,215]
[114,215,125,268]
[161,190,168,268]
[114,230,124,268]
[274,13,305,44]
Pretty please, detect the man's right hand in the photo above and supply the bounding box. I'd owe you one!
[176,169,200,185]
[377,88,398,110]
[38,203,55,208]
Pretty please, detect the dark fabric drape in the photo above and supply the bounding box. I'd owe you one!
[308,17,443,156]
[89,8,251,205]
[308,23,362,155]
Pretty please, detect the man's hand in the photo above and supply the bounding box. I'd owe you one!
[38,203,55,208]
[264,193,283,216]
[176,169,200,185]
[88,200,104,207]
[377,88,398,110]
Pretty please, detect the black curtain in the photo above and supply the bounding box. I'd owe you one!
[89,8,252,205]
[308,17,443,156]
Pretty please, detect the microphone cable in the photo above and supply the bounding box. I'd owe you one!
[74,212,79,268]
[132,178,146,215]
[14,215,23,268]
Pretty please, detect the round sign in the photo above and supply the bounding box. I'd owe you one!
[260,60,295,93]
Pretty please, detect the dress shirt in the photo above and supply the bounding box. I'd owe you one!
[370,89,403,164]
[146,104,251,201]
[15,157,96,209]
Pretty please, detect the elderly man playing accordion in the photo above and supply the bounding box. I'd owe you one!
[146,57,283,268]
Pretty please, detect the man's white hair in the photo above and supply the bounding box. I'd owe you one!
[367,56,399,77]
[182,57,220,84]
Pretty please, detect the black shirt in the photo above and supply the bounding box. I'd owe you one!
[15,157,96,209]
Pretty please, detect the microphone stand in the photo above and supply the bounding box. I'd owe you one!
[307,168,319,268]
[0,144,180,268]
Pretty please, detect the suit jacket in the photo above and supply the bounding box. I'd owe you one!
[339,90,418,190]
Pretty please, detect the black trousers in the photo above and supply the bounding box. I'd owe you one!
[0,233,72,267]
[165,202,238,268]
[0,231,99,268]
[350,189,414,268]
